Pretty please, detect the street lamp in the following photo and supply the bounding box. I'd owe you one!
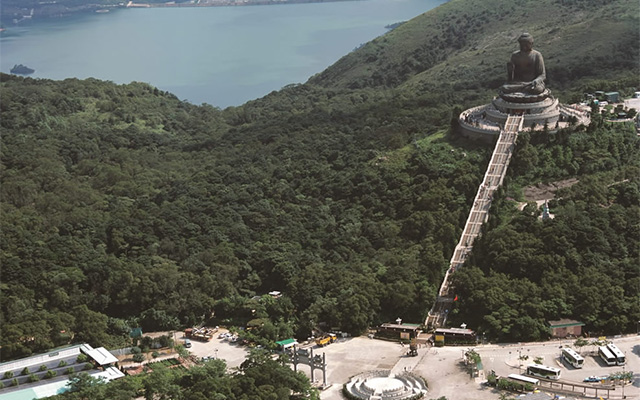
[622,362,626,399]
[214,349,219,359]
[517,349,523,372]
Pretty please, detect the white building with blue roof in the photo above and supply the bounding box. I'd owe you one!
[0,344,124,400]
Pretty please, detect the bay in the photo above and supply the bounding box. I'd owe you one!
[0,0,445,107]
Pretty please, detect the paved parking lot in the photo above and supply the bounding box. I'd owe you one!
[293,337,500,400]
[477,335,640,399]
[309,335,639,400]
[173,330,639,399]
[181,328,249,369]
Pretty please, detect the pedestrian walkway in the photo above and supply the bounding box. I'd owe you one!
[426,115,523,329]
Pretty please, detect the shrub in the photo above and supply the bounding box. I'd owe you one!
[21,367,29,376]
[83,363,93,371]
[11,378,18,387]
[496,378,512,390]
[39,365,48,372]
[65,367,74,375]
[76,354,89,363]
[132,353,145,363]
[3,371,14,379]
[28,374,39,383]
[130,346,142,355]
[496,378,529,392]
[140,336,153,351]
[152,351,160,359]
[0,382,4,389]
[157,335,174,349]
[58,360,68,367]
[487,371,497,386]
[45,370,57,379]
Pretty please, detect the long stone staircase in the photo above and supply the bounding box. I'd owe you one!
[425,114,523,329]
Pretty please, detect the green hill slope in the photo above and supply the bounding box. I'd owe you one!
[0,0,638,361]
[311,0,639,95]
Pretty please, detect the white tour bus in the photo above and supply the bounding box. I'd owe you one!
[598,346,617,366]
[526,364,561,380]
[508,374,540,386]
[606,343,626,365]
[561,347,584,368]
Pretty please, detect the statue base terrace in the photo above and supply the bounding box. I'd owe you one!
[499,88,551,103]
[492,95,559,119]
[457,94,575,142]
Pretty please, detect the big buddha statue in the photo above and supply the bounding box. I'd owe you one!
[499,33,549,102]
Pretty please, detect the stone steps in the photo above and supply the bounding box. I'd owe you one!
[344,371,427,400]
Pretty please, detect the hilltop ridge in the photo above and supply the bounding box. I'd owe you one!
[310,0,638,98]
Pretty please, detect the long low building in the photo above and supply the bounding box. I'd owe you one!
[433,327,477,346]
[548,319,585,338]
[377,322,422,340]
[0,344,124,400]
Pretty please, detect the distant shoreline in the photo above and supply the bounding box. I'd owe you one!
[1,0,363,25]
[126,0,360,8]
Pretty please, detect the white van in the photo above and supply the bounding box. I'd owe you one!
[184,339,192,348]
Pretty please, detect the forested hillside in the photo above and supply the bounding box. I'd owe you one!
[0,75,488,360]
[1,0,639,361]
[449,120,639,342]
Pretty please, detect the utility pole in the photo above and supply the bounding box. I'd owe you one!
[622,363,626,399]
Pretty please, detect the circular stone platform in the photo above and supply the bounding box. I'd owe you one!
[364,377,405,393]
[457,96,590,142]
[344,370,427,400]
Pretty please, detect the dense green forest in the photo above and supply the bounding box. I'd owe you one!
[1,0,639,363]
[1,74,477,358]
[449,120,640,342]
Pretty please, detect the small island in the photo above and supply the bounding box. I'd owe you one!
[10,64,35,75]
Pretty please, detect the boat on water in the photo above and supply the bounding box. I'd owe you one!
[10,64,35,75]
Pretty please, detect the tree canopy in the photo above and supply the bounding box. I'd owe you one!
[449,122,640,341]
[44,351,318,400]
[1,0,639,363]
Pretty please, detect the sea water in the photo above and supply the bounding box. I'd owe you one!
[0,0,445,107]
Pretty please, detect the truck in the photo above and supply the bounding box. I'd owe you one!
[185,327,218,342]
[315,333,337,347]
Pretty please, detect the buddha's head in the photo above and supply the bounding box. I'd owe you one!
[518,33,534,52]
